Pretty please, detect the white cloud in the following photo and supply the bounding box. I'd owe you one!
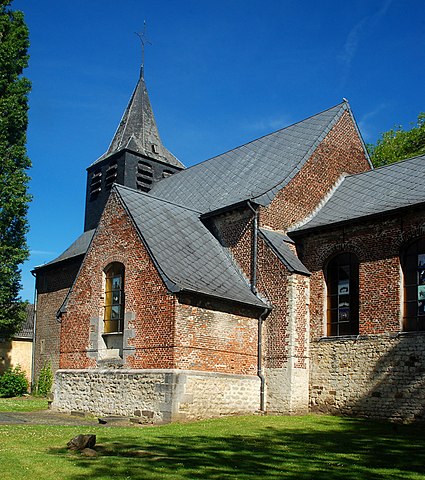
[30,250,57,256]
[358,103,390,141]
[339,0,392,84]
[243,115,293,134]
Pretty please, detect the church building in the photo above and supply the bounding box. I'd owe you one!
[32,66,425,423]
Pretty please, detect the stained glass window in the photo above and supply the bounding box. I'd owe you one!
[402,238,425,331]
[326,253,359,336]
[104,263,124,333]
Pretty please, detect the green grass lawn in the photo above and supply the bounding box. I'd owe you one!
[0,414,424,479]
[0,396,48,412]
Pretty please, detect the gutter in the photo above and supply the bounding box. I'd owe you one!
[247,200,271,412]
[30,270,37,391]
[257,307,269,412]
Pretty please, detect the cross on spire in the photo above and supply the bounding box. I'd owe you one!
[135,21,152,79]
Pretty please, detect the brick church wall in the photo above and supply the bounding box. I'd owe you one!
[203,112,371,415]
[33,258,82,381]
[174,299,258,375]
[59,191,176,370]
[54,193,267,418]
[261,111,371,231]
[257,235,310,413]
[296,208,425,420]
[210,208,254,281]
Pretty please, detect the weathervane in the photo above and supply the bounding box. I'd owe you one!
[135,21,152,79]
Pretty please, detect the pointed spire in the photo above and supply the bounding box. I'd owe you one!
[91,23,183,168]
[93,74,183,169]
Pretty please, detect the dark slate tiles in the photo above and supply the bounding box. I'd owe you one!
[294,154,425,232]
[34,229,95,269]
[150,103,347,213]
[259,228,310,275]
[116,185,266,308]
[92,75,184,169]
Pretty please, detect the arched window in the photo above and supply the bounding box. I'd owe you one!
[104,262,124,334]
[401,238,425,332]
[326,252,359,336]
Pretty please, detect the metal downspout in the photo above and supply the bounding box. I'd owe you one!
[247,201,267,412]
[30,271,37,391]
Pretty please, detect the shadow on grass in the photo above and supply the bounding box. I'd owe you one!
[49,416,425,480]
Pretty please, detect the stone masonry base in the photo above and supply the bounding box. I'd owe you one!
[310,333,425,423]
[52,369,261,423]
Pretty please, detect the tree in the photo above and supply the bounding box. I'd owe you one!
[368,113,425,168]
[0,0,31,338]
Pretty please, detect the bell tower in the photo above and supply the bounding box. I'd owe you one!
[84,71,184,231]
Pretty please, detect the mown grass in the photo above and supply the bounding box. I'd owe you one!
[0,414,424,480]
[0,396,48,412]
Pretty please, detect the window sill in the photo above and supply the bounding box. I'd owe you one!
[318,335,360,342]
[316,331,425,342]
[396,330,425,337]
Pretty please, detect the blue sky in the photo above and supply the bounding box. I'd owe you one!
[13,0,425,301]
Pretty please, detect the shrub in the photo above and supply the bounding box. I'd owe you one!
[35,362,53,397]
[0,365,29,397]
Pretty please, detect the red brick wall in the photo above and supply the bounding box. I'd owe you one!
[205,112,369,373]
[210,208,254,281]
[35,290,67,377]
[175,300,258,375]
[261,111,371,231]
[59,191,176,369]
[33,257,83,380]
[297,209,425,338]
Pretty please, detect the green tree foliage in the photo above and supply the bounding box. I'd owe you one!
[368,113,425,167]
[0,0,31,338]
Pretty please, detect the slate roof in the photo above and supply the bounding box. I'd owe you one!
[92,74,184,169]
[33,229,95,270]
[259,229,310,275]
[292,154,425,233]
[150,102,352,213]
[115,185,267,309]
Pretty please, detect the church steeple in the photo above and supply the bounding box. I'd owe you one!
[84,70,184,232]
[94,74,183,169]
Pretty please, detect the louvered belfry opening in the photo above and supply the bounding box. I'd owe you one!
[137,160,153,192]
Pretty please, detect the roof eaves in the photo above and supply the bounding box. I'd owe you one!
[259,229,310,276]
[32,230,95,273]
[291,200,425,237]
[56,230,97,318]
[178,286,268,310]
[201,199,258,219]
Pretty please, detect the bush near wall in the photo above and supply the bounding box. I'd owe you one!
[0,365,29,397]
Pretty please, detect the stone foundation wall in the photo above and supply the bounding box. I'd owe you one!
[310,333,425,422]
[53,369,260,423]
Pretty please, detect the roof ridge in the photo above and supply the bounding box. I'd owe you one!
[250,102,348,204]
[368,152,425,171]
[155,101,347,180]
[324,152,425,185]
